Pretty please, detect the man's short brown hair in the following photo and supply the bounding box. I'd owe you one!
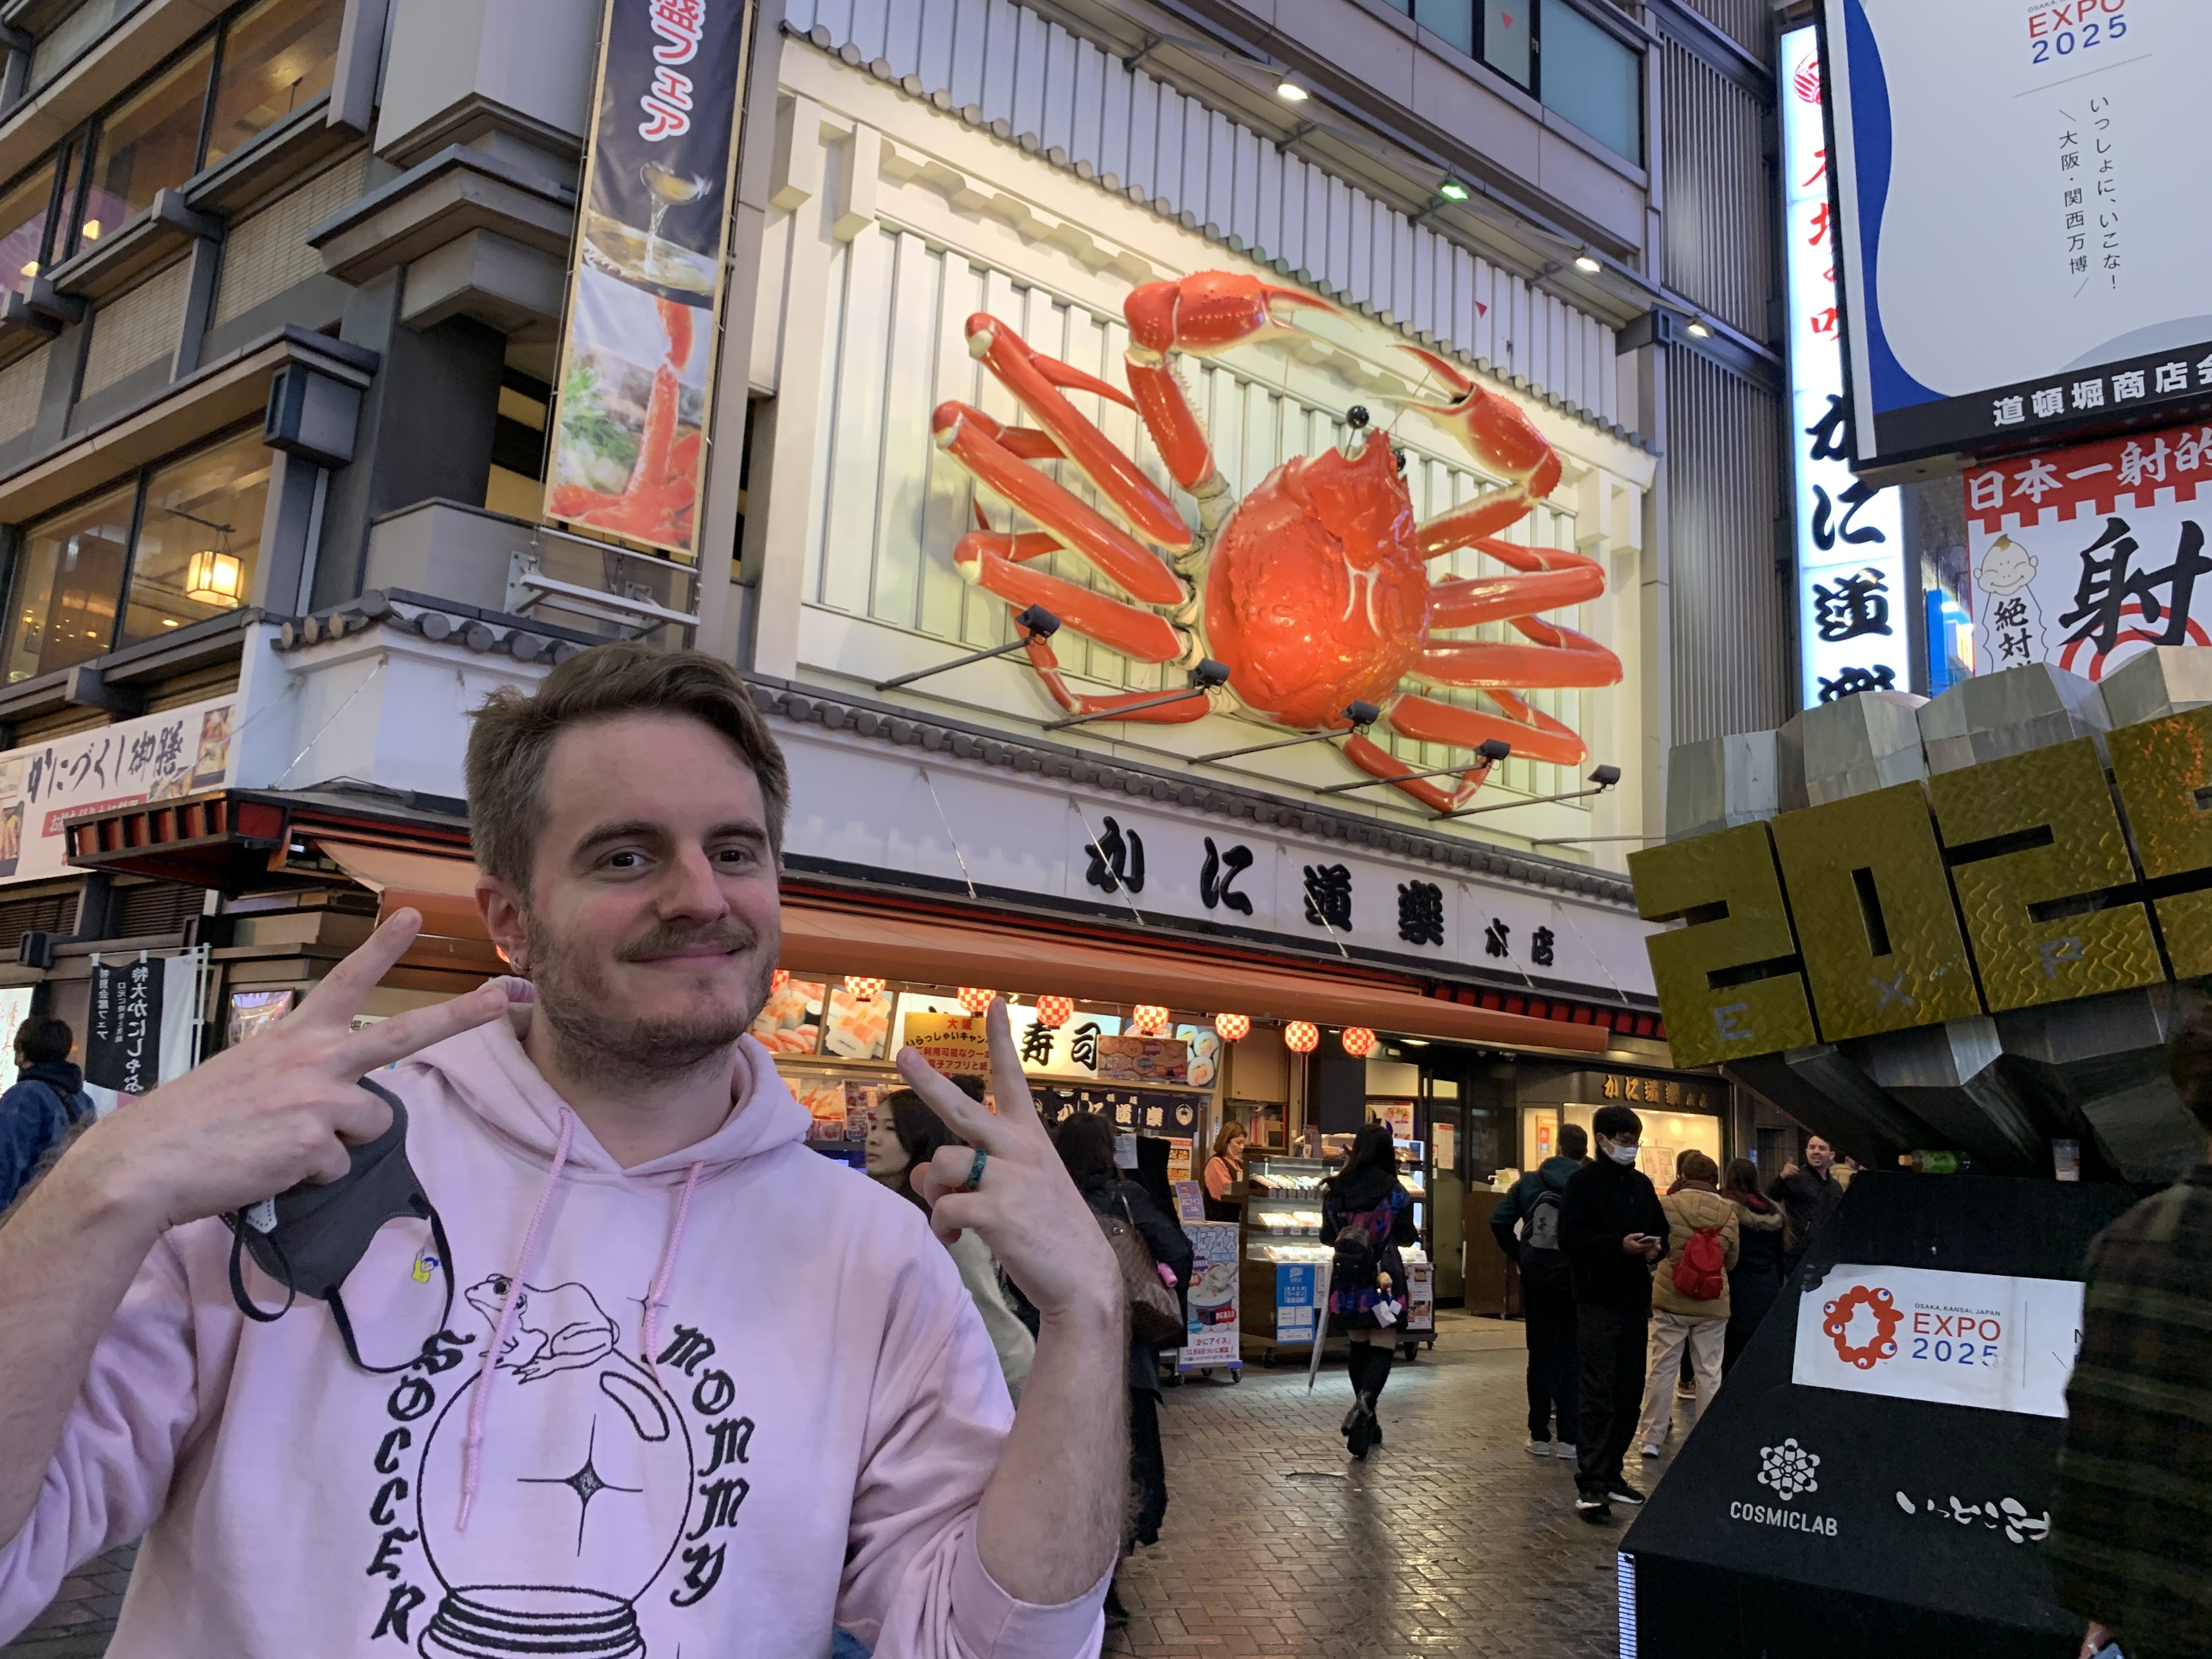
[466,645,791,891]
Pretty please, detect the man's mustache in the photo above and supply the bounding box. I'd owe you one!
[616,918,761,963]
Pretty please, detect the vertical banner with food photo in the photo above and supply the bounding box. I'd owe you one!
[544,0,749,558]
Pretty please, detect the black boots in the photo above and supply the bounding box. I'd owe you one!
[1343,1340,1396,1459]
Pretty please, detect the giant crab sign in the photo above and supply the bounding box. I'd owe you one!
[929,272,1620,812]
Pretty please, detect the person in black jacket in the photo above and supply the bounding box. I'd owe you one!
[1720,1156,1785,1374]
[1055,1111,1193,1618]
[1321,1120,1421,1459]
[1770,1135,1844,1280]
[0,1018,92,1215]
[1560,1102,1668,1522]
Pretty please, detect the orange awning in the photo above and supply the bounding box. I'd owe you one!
[779,895,1610,1056]
[313,841,504,977]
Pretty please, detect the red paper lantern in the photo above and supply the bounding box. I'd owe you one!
[1340,1026,1376,1058]
[844,975,886,998]
[770,969,790,995]
[957,986,996,1014]
[1035,995,1074,1028]
[1131,1003,1170,1036]
[1214,1012,1251,1041]
[1284,1020,1319,1053]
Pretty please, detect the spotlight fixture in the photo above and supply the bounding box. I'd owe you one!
[1573,253,1602,274]
[1686,318,1712,338]
[1276,77,1309,103]
[1437,178,1471,202]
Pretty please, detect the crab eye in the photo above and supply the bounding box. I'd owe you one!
[1393,449,1407,473]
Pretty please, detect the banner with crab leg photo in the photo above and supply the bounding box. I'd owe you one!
[543,0,748,561]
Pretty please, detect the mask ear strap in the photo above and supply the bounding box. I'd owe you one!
[228,1222,297,1324]
[327,1203,459,1375]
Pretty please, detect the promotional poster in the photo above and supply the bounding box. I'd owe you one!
[1178,1221,1242,1372]
[0,695,236,885]
[1823,0,2212,464]
[543,0,747,557]
[1962,421,2212,678]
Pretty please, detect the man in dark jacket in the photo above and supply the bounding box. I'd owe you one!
[0,1017,91,1213]
[2051,1007,2212,1659]
[1560,1103,1667,1522]
[1492,1123,1588,1459]
[1771,1135,1844,1279]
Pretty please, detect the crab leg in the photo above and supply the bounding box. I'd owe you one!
[1395,346,1563,554]
[1123,273,1340,492]
[952,540,1183,663]
[1008,607,1210,722]
[934,401,1184,605]
[1391,690,1588,765]
[961,315,1193,554]
[1430,559,1602,627]
[1416,627,1622,690]
[1341,720,1510,815]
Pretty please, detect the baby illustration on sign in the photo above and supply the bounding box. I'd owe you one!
[411,1276,696,1659]
[1973,534,2045,673]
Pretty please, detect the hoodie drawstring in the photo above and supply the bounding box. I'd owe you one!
[458,1108,575,1531]
[642,1160,705,1386]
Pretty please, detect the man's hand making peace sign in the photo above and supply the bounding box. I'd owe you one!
[0,911,509,1544]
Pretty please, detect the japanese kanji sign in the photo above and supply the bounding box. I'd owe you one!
[0,695,235,885]
[1782,28,1904,710]
[83,950,201,1107]
[1961,421,2212,679]
[1820,0,2212,466]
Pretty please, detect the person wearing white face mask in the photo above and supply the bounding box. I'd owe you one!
[1559,1103,1668,1524]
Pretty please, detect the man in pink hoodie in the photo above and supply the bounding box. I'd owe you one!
[0,646,1125,1656]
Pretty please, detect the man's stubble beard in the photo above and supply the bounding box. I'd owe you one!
[524,909,779,1090]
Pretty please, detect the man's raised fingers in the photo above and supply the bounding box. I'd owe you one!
[336,979,513,1075]
[327,1082,397,1147]
[297,910,426,1028]
[893,1046,1012,1151]
[984,998,1043,1131]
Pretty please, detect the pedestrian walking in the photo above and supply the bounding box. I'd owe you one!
[2051,1006,2212,1659]
[1635,1150,1737,1458]
[1720,1158,1785,1374]
[0,1017,92,1215]
[1054,1110,1193,1617]
[1322,1120,1419,1459]
[1561,1103,1667,1522]
[1203,1118,1247,1222]
[1771,1133,1845,1280]
[878,1085,1036,1403]
[1491,1121,1587,1460]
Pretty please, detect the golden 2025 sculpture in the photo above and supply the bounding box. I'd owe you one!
[928,270,1620,812]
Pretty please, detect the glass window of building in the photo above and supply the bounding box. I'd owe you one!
[0,158,59,301]
[1539,2,1643,164]
[1484,0,1532,86]
[1416,0,1476,60]
[2,484,137,684]
[203,0,346,168]
[81,41,217,246]
[123,433,269,646]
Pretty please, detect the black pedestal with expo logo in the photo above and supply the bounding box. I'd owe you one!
[1621,1171,2136,1658]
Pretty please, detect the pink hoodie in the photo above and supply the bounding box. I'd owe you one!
[0,1016,1105,1656]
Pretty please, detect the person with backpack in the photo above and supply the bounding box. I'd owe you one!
[1322,1120,1421,1459]
[1635,1150,1739,1459]
[1560,1103,1670,1522]
[1491,1122,1588,1459]
[0,1018,92,1214]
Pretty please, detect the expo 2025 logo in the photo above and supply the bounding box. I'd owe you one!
[1823,1284,1904,1370]
[1758,1438,1821,1504]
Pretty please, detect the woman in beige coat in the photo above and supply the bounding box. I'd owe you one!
[1637,1149,1739,1457]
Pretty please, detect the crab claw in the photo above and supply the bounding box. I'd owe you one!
[1124,272,1339,364]
[1393,345,1562,501]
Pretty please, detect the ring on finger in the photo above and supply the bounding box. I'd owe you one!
[961,1148,988,1193]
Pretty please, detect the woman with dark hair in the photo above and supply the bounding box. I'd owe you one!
[1054,1110,1193,1616]
[1322,1119,1419,1459]
[1720,1156,1785,1375]
[868,1085,1035,1402]
[1202,1119,1248,1222]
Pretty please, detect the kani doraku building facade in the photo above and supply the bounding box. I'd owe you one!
[1,0,1789,1643]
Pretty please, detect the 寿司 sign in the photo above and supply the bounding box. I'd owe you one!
[1791,1262,2083,1418]
[1962,420,2212,680]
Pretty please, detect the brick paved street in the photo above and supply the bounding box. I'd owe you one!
[3,1312,1680,1658]
[1110,1311,1666,1659]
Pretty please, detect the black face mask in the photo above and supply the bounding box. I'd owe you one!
[221,1079,455,1374]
